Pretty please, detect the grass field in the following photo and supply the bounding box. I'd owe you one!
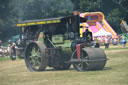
[0,45,128,85]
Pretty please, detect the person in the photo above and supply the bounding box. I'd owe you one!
[0,46,3,56]
[83,28,93,42]
[122,35,127,47]
[119,35,123,45]
[104,36,110,49]
[113,38,117,45]
[0,40,2,46]
[95,37,100,48]
[7,40,12,55]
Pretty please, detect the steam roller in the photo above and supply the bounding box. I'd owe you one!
[70,47,107,72]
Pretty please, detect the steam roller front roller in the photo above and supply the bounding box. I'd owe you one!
[24,41,48,72]
[72,48,107,72]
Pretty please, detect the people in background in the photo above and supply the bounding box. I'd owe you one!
[113,38,117,45]
[0,46,3,55]
[104,36,110,49]
[119,35,123,45]
[122,35,127,47]
[7,40,12,55]
[0,40,2,46]
[95,37,100,48]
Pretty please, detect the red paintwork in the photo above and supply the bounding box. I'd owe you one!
[76,44,81,59]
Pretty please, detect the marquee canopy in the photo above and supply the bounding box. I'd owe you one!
[93,29,112,36]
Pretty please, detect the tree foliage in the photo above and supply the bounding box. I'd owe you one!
[10,0,73,20]
[0,0,128,41]
[0,0,15,41]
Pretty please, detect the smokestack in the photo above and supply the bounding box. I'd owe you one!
[73,11,80,15]
[72,11,80,33]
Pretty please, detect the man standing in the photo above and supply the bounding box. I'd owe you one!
[104,36,110,49]
[83,28,93,42]
[122,35,127,48]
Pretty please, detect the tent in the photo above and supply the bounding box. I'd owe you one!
[11,35,20,42]
[93,29,112,36]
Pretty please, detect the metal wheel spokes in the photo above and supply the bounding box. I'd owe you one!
[77,62,86,71]
[82,51,89,66]
[29,44,41,70]
[25,42,47,71]
[73,50,89,71]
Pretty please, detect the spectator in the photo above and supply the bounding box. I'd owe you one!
[7,40,12,55]
[0,40,2,46]
[95,37,100,48]
[113,38,117,45]
[122,35,127,47]
[104,36,110,49]
[119,35,123,45]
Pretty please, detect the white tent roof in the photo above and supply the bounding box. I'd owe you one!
[93,29,112,36]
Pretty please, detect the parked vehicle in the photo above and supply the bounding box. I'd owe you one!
[8,36,24,60]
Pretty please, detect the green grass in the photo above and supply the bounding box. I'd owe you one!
[104,47,128,50]
[0,57,10,61]
[0,45,128,85]
[100,44,128,50]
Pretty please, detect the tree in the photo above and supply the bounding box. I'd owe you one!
[106,8,122,33]
[10,0,74,20]
[80,0,102,12]
[0,0,15,41]
[71,0,80,11]
[0,0,74,41]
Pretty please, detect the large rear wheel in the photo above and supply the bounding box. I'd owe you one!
[24,42,48,72]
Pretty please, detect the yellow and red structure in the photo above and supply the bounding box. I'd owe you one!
[80,12,117,38]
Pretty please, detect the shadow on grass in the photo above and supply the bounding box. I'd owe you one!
[89,67,112,72]
[44,67,75,72]
[43,66,112,72]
